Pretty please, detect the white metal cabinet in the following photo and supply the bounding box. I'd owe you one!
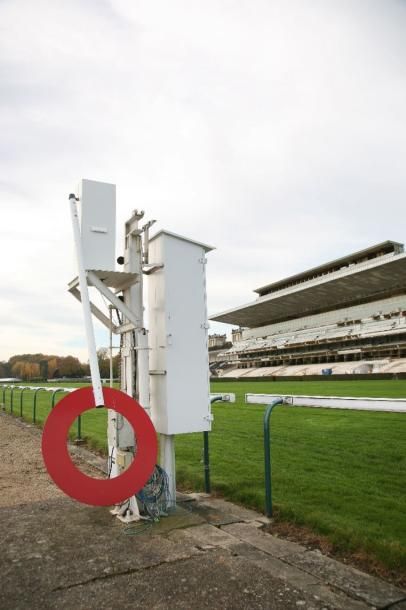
[78,179,116,271]
[148,231,214,434]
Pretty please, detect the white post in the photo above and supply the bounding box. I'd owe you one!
[137,329,150,415]
[160,434,176,504]
[109,306,113,388]
[69,194,104,407]
[110,210,146,522]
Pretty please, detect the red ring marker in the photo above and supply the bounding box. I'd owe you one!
[42,386,157,506]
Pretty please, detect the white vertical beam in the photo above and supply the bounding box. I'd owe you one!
[109,306,113,388]
[245,393,406,412]
[160,434,176,504]
[69,194,104,407]
[137,329,150,414]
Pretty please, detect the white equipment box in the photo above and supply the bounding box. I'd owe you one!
[78,179,116,271]
[148,230,214,435]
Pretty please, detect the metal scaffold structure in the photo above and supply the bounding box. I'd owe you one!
[68,179,214,521]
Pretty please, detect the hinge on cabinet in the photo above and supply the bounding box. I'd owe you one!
[200,322,210,330]
[198,257,207,265]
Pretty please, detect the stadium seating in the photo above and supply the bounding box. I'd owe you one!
[212,243,406,377]
[217,358,406,377]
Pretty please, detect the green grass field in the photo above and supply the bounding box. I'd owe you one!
[2,379,405,572]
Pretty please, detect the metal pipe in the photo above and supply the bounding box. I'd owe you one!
[263,398,284,517]
[33,388,47,424]
[77,414,82,441]
[1,384,6,406]
[1,384,17,411]
[87,271,140,330]
[10,386,16,414]
[69,193,104,407]
[20,387,31,417]
[203,431,211,494]
[109,306,113,388]
[51,388,66,409]
[203,396,223,494]
[5,385,11,410]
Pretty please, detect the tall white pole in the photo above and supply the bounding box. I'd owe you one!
[160,434,176,504]
[109,306,113,388]
[69,194,104,407]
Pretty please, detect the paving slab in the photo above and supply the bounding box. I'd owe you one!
[251,556,372,610]
[168,522,238,549]
[287,549,406,608]
[191,493,264,522]
[222,521,307,558]
[185,499,243,526]
[46,550,338,610]
[0,496,202,609]
[305,583,373,610]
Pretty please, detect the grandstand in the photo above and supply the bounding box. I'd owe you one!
[211,241,406,377]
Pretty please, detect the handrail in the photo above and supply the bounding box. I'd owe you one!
[263,398,284,517]
[1,384,8,405]
[19,386,31,417]
[9,386,15,412]
[51,388,66,409]
[32,388,47,423]
[1,384,81,437]
[203,395,228,494]
[246,392,406,413]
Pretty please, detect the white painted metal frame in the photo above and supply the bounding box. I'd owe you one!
[68,271,140,334]
[69,180,215,522]
[245,393,406,413]
[69,194,104,407]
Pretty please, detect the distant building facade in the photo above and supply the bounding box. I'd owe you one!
[208,333,231,366]
[208,334,228,349]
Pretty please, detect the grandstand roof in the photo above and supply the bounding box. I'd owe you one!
[255,241,403,297]
[211,245,406,328]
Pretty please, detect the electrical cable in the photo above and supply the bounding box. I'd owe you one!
[136,464,170,520]
[107,446,115,478]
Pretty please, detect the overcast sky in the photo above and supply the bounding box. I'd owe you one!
[1,0,405,362]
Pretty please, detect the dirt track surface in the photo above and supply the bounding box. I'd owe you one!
[0,412,99,507]
[0,414,63,507]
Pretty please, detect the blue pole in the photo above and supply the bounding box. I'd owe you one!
[203,396,224,494]
[263,398,284,517]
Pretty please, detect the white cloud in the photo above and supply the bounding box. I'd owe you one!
[0,0,405,359]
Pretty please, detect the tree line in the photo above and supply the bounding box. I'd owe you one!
[0,350,120,381]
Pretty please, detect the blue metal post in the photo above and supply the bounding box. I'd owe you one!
[263,398,284,517]
[1,385,6,405]
[20,387,31,417]
[203,396,224,494]
[51,388,65,409]
[33,388,46,423]
[10,386,16,414]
